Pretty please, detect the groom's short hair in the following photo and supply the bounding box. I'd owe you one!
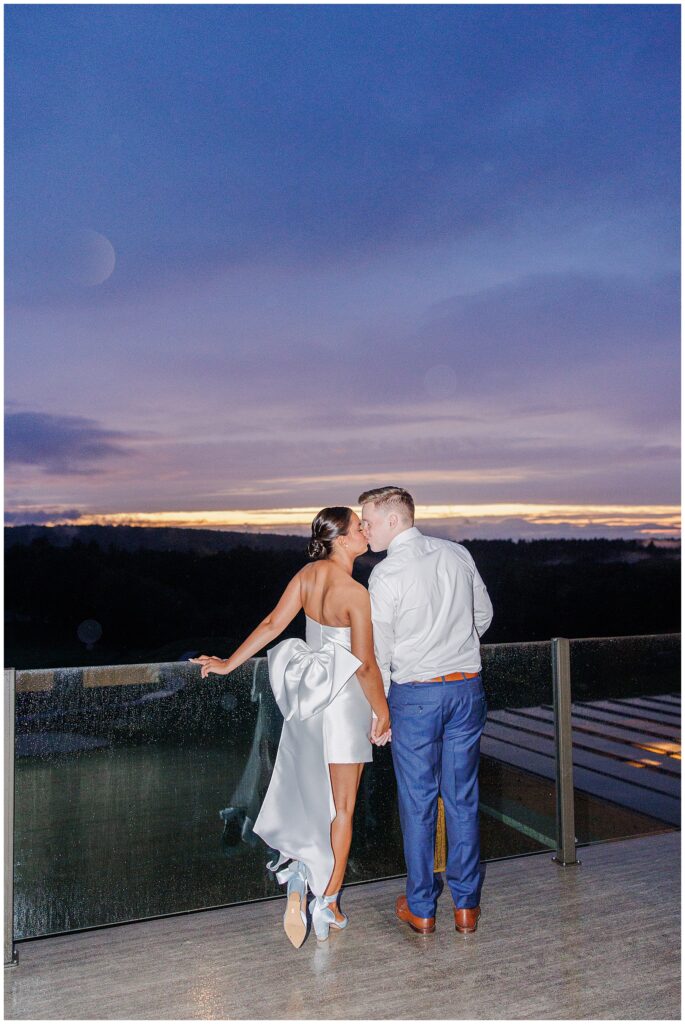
[358,486,415,524]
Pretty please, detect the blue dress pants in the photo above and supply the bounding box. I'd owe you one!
[388,674,487,918]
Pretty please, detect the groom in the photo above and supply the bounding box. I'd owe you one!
[359,486,493,935]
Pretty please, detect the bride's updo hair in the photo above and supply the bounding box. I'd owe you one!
[308,507,353,560]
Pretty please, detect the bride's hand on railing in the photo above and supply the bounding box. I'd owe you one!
[189,655,231,678]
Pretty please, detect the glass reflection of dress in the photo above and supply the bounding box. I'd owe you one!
[219,659,283,847]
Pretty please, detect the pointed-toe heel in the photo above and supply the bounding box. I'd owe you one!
[282,862,308,948]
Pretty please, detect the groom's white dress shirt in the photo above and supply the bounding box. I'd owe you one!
[368,526,493,696]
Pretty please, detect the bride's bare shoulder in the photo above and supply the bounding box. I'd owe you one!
[297,560,329,594]
[343,577,371,610]
[299,560,326,582]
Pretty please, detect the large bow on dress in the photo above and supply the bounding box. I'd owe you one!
[267,637,362,722]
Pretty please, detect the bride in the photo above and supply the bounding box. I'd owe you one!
[190,507,390,948]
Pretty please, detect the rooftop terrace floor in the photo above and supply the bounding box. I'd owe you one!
[5,830,680,1020]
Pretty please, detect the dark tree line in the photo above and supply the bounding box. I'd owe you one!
[4,534,680,669]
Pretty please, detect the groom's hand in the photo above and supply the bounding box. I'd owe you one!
[371,710,391,745]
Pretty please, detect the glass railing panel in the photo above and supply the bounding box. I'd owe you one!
[15,648,555,939]
[477,641,558,858]
[569,633,679,702]
[481,640,554,711]
[568,634,680,841]
[478,637,679,856]
[15,659,276,938]
[12,634,679,939]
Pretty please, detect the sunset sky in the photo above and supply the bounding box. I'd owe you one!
[5,4,680,539]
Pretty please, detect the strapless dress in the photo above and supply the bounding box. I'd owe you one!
[252,615,373,896]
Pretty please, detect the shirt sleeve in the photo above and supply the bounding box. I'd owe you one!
[367,571,395,700]
[473,563,493,638]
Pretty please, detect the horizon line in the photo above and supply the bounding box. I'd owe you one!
[4,502,681,538]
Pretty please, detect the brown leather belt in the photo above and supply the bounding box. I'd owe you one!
[422,670,481,683]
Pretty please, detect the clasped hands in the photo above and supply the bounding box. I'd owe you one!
[371,714,392,746]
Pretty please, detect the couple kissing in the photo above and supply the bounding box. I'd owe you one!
[190,485,493,947]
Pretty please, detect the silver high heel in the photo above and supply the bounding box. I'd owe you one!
[278,860,309,948]
[310,891,348,941]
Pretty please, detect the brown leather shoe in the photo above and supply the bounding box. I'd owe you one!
[395,895,435,934]
[454,906,481,933]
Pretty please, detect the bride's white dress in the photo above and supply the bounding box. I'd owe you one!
[253,615,373,896]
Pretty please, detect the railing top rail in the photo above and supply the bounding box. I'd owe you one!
[11,657,268,677]
[480,639,553,652]
[565,632,680,644]
[8,632,680,677]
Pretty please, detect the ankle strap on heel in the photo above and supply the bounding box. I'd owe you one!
[315,892,339,908]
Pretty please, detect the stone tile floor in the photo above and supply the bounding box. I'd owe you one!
[5,830,680,1020]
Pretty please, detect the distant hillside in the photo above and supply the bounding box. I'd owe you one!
[4,524,307,554]
[4,526,680,669]
[4,524,680,560]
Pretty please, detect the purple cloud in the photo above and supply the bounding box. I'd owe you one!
[5,412,137,475]
[4,508,82,525]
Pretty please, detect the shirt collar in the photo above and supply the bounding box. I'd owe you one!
[387,525,422,554]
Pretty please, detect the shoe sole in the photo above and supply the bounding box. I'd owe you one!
[284,893,307,948]
[455,913,481,934]
[396,913,435,935]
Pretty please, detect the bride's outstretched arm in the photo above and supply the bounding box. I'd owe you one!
[190,570,304,678]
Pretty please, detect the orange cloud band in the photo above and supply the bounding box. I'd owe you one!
[8,503,681,535]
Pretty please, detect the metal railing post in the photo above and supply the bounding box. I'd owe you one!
[551,639,580,867]
[4,668,18,966]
